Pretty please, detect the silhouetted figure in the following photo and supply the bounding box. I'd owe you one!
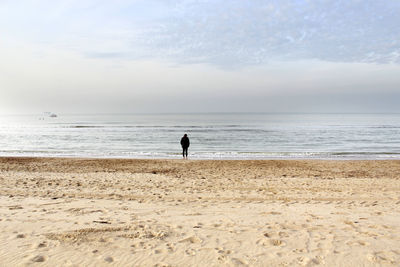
[180,134,190,159]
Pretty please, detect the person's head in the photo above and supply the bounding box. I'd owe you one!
[184,134,187,137]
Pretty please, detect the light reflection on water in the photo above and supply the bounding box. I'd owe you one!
[0,113,399,159]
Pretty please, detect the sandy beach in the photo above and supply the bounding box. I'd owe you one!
[0,157,399,266]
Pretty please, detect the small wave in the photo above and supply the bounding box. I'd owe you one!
[368,125,400,129]
[1,150,400,160]
[331,152,400,156]
[66,126,106,128]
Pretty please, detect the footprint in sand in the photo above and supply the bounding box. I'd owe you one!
[104,256,114,263]
[185,248,196,256]
[37,242,47,248]
[278,231,289,238]
[357,240,370,246]
[216,248,232,255]
[270,239,286,247]
[366,254,378,263]
[179,236,202,244]
[154,249,167,254]
[311,256,325,265]
[8,205,23,210]
[165,243,176,253]
[31,255,46,262]
[257,238,286,247]
[230,258,248,266]
[297,256,311,266]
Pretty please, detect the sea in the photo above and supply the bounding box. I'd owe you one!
[0,113,399,160]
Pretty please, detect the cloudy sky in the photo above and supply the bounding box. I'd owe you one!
[1,0,400,114]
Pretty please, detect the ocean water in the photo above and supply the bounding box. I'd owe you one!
[0,113,399,159]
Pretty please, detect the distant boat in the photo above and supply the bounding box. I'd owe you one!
[43,112,58,118]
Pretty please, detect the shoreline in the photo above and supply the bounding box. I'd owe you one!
[1,156,399,265]
[2,155,400,161]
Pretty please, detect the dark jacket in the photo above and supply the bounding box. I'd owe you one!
[180,136,190,148]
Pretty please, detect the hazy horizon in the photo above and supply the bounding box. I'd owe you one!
[3,111,400,116]
[1,0,400,114]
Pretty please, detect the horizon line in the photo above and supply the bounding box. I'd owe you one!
[1,111,400,116]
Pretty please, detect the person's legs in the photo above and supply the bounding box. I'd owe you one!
[184,147,188,158]
[182,148,185,158]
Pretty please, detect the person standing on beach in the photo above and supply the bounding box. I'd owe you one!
[180,134,190,159]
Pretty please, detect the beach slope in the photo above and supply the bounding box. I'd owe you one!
[0,158,399,266]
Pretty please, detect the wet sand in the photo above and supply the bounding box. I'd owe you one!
[0,157,399,266]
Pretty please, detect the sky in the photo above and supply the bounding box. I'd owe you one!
[1,0,400,114]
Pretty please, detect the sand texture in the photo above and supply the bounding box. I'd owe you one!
[0,157,400,266]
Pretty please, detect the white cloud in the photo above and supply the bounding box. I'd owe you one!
[1,0,399,113]
[1,0,399,66]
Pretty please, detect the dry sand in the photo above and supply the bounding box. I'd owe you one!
[0,157,399,266]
